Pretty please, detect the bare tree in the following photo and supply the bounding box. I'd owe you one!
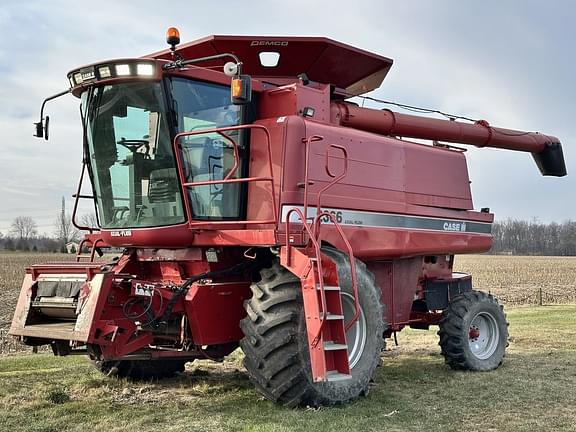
[491,219,576,256]
[80,212,100,229]
[55,197,80,244]
[10,216,38,240]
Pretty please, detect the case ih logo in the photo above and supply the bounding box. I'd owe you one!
[250,40,289,47]
[443,222,467,232]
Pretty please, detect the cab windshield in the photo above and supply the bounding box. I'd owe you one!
[83,82,184,228]
[83,78,245,229]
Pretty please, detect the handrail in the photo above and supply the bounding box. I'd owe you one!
[284,207,328,347]
[313,144,349,237]
[303,135,324,223]
[71,161,100,233]
[173,124,277,226]
[75,237,106,262]
[289,136,360,333]
[314,211,360,332]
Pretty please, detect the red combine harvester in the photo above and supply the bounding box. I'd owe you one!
[11,30,566,407]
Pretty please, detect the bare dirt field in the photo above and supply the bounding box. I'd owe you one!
[455,254,576,305]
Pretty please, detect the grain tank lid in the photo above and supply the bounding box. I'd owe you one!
[146,35,393,96]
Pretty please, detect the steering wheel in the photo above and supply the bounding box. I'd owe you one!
[117,138,150,154]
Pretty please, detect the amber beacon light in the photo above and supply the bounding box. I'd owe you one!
[166,27,181,46]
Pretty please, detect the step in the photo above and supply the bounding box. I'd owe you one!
[323,341,348,351]
[316,284,341,291]
[325,313,344,320]
[326,370,352,382]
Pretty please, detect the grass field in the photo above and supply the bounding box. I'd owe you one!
[0,252,575,431]
[0,306,574,432]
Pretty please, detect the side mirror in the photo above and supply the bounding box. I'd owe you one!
[34,121,44,138]
[34,116,50,140]
[34,88,71,141]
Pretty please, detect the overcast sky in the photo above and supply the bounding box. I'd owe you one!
[0,0,574,235]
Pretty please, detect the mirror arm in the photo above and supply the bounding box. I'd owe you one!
[35,88,71,139]
[163,52,242,74]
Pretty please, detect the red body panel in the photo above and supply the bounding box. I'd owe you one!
[148,35,393,96]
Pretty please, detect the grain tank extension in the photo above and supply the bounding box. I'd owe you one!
[10,31,566,407]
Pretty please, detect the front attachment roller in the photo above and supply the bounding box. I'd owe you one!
[438,290,509,371]
[240,248,386,407]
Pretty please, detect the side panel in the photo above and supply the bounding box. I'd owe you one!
[367,258,422,329]
[278,116,493,258]
[185,281,251,345]
[283,120,475,211]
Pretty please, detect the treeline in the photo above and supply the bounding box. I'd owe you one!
[2,215,576,256]
[491,220,576,256]
[0,208,95,253]
[0,235,66,253]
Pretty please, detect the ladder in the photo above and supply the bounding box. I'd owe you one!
[280,136,359,382]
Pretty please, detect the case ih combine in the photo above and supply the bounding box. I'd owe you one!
[10,30,566,407]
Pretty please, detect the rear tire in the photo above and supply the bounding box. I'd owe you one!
[91,358,187,380]
[438,290,508,371]
[240,248,385,407]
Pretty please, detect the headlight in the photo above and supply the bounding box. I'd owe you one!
[115,64,131,76]
[73,72,83,85]
[136,63,154,76]
[98,66,112,78]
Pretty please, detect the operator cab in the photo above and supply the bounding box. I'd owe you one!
[61,30,254,231]
[81,76,245,229]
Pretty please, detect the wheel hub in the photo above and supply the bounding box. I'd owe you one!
[341,292,367,369]
[468,311,500,360]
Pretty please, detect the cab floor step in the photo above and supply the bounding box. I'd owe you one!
[316,285,341,291]
[324,341,348,351]
[326,371,352,382]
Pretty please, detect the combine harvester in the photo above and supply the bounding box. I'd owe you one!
[10,29,566,406]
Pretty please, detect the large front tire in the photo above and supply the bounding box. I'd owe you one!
[438,290,508,371]
[240,248,385,407]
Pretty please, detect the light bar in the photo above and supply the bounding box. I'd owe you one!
[68,61,158,88]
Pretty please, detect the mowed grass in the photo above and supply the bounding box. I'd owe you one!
[0,305,575,432]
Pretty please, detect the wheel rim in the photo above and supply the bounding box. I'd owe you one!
[468,311,500,360]
[341,292,367,368]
